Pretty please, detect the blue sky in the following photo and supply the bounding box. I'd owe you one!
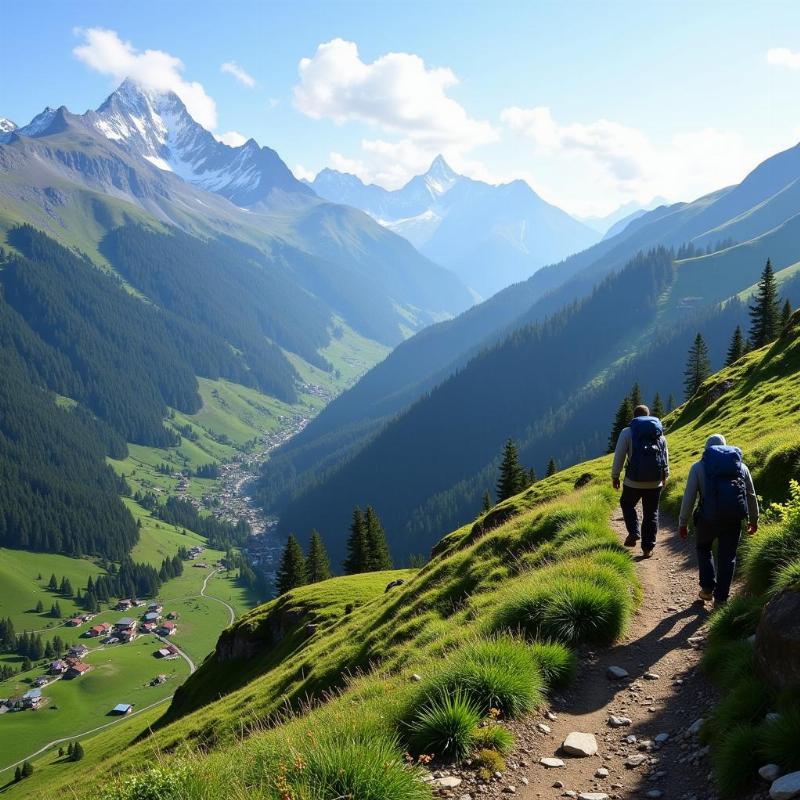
[2,0,800,215]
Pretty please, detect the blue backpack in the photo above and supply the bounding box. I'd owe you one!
[700,445,748,524]
[627,416,668,483]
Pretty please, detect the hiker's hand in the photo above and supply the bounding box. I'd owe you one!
[679,525,689,541]
[612,478,620,490]
[747,522,758,536]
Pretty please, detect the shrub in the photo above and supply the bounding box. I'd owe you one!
[97,763,196,800]
[424,636,543,718]
[529,641,577,688]
[760,708,800,770]
[471,723,515,754]
[743,520,800,594]
[712,725,760,797]
[492,575,630,646]
[406,689,481,759]
[284,732,430,800]
[474,747,506,779]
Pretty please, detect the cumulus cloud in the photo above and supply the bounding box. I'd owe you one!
[216,130,247,147]
[292,163,316,182]
[73,27,217,129]
[293,39,495,186]
[766,47,800,69]
[501,105,757,207]
[221,61,256,87]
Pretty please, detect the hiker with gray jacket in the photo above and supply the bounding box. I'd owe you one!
[678,434,759,606]
[611,404,670,558]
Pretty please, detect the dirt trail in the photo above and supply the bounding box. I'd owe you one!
[501,510,719,800]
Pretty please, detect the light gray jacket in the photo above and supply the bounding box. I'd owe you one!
[678,458,759,527]
[611,427,670,489]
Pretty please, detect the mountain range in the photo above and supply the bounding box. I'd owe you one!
[309,156,599,297]
[265,136,800,564]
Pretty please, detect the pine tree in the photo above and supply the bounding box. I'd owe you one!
[343,507,369,575]
[725,325,746,366]
[481,490,493,513]
[306,530,332,583]
[35,600,44,614]
[684,333,711,399]
[546,458,557,477]
[67,742,74,758]
[748,258,781,348]
[526,467,537,487]
[628,382,643,410]
[276,535,307,595]
[364,506,392,571]
[781,298,793,329]
[14,766,21,782]
[71,742,84,762]
[21,761,33,777]
[667,393,675,413]
[48,574,57,591]
[651,393,665,419]
[496,439,525,502]
[607,396,633,454]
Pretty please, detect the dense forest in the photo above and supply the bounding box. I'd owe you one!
[273,251,800,564]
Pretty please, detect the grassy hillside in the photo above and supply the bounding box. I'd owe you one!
[8,312,800,800]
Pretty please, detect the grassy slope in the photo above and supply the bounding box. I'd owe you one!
[14,315,800,800]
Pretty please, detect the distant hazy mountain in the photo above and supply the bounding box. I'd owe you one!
[309,156,599,297]
[578,197,667,238]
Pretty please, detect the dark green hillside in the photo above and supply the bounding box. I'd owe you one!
[276,248,800,564]
[0,330,136,558]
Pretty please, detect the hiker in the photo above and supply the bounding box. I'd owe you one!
[678,434,758,606]
[611,405,670,558]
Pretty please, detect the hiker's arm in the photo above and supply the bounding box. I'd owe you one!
[611,428,629,486]
[678,464,699,528]
[743,465,759,528]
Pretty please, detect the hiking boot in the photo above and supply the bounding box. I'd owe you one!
[642,548,653,558]
[624,535,638,547]
[698,588,713,602]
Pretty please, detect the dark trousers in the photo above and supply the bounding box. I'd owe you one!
[620,485,662,550]
[696,520,742,603]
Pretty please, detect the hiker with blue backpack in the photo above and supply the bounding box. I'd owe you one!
[611,405,670,558]
[678,434,759,607]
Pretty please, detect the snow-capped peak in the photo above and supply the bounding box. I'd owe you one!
[87,78,309,206]
[423,155,459,195]
[0,117,16,134]
[14,107,59,138]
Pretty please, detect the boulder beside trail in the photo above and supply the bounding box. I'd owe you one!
[755,589,800,690]
[770,771,800,800]
[563,732,598,757]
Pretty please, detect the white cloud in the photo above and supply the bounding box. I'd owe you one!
[767,47,800,69]
[292,163,316,182]
[294,38,496,186]
[221,61,256,88]
[73,27,218,129]
[501,105,759,211]
[216,130,247,147]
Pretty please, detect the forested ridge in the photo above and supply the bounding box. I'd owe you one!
[274,249,800,563]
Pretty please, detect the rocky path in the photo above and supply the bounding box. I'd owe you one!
[436,510,723,800]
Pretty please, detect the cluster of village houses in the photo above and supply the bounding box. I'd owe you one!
[0,601,179,715]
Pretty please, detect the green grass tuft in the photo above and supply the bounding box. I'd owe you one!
[712,725,760,797]
[421,636,543,718]
[743,519,800,595]
[703,676,771,742]
[760,708,800,770]
[770,558,800,595]
[529,641,577,687]
[406,689,482,760]
[471,723,515,754]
